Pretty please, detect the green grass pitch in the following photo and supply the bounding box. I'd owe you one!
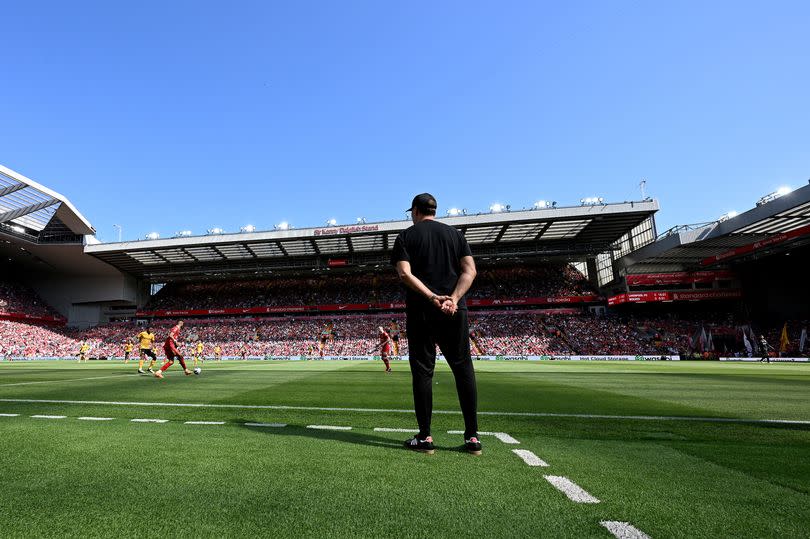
[0,360,808,538]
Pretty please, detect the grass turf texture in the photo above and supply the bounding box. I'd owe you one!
[0,360,808,538]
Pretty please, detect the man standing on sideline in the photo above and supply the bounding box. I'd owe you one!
[759,335,771,363]
[391,193,481,455]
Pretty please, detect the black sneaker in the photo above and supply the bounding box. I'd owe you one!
[404,436,435,455]
[464,436,483,456]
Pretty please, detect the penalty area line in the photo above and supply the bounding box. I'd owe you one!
[544,476,600,504]
[512,449,549,467]
[1,398,808,426]
[600,521,651,539]
[448,430,521,444]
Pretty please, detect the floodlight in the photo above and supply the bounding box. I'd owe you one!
[207,228,224,235]
[145,232,160,240]
[489,203,505,213]
[240,225,256,233]
[175,230,192,237]
[356,217,367,224]
[534,200,550,209]
[446,208,462,216]
[757,186,793,206]
[326,219,338,226]
[275,222,290,231]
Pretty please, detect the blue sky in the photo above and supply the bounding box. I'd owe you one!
[2,1,808,242]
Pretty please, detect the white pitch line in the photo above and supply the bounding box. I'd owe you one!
[0,413,20,417]
[0,374,136,387]
[244,422,287,428]
[31,415,66,419]
[306,425,352,431]
[512,449,549,467]
[544,476,600,504]
[492,432,520,444]
[78,417,114,421]
[374,427,417,433]
[184,421,225,425]
[2,398,808,426]
[131,419,168,423]
[600,521,651,539]
[448,430,521,444]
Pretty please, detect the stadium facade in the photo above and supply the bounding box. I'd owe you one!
[2,163,809,328]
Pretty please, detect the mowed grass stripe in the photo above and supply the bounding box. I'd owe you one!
[0,374,138,387]
[3,397,809,426]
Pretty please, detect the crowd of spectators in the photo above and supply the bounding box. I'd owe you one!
[6,311,795,359]
[0,320,77,358]
[144,264,597,311]
[469,313,574,355]
[472,265,595,300]
[2,275,806,360]
[0,280,59,318]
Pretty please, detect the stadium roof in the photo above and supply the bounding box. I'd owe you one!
[86,200,659,282]
[0,164,95,243]
[615,182,810,276]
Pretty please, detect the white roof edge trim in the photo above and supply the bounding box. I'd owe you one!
[86,200,659,252]
[0,164,95,235]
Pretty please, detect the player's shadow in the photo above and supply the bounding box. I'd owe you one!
[237,420,465,452]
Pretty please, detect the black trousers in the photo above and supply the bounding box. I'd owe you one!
[406,307,478,439]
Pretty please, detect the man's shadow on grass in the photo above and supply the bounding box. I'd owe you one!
[237,420,467,453]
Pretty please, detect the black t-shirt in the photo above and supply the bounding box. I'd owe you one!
[390,219,473,310]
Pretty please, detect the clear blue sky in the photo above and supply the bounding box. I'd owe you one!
[2,1,808,242]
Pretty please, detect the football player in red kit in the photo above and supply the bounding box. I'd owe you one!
[369,326,393,373]
[154,321,192,378]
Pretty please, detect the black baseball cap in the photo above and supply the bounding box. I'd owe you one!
[407,193,437,213]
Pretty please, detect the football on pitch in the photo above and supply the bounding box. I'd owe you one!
[193,367,202,375]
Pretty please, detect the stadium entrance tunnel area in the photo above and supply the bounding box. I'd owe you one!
[0,361,809,537]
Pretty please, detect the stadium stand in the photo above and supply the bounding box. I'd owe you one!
[0,279,61,319]
[3,307,805,360]
[1,164,808,361]
[142,264,597,312]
